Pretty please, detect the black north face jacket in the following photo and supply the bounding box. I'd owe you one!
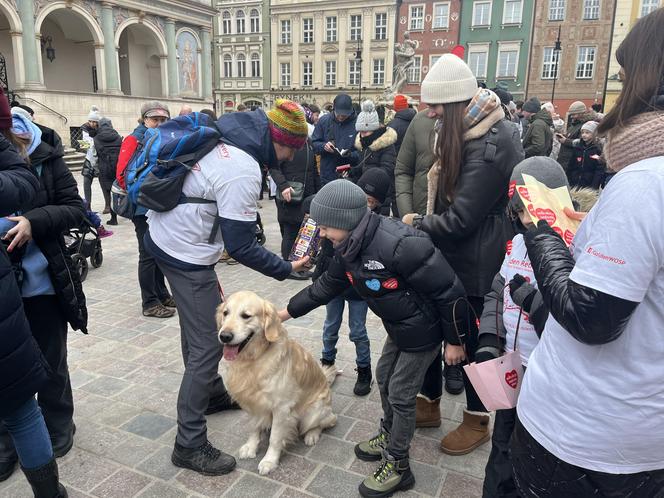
[288,212,469,352]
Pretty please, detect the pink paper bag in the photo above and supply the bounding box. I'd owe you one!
[463,351,524,411]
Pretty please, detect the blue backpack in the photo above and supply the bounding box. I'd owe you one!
[124,112,221,213]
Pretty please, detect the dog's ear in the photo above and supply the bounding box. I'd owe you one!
[263,301,282,342]
[215,302,226,329]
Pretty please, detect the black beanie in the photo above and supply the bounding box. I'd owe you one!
[357,168,391,205]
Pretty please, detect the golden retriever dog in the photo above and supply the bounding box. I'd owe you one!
[216,291,337,475]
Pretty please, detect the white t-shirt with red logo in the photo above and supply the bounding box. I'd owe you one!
[518,156,664,474]
[500,234,539,367]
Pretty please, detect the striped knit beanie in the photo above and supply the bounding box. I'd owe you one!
[267,99,308,149]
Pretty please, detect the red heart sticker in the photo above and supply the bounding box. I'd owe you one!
[508,181,516,199]
[535,208,557,225]
[527,204,537,217]
[517,187,531,201]
[505,370,518,389]
[552,226,564,237]
[382,278,399,290]
[506,240,513,256]
[346,272,354,285]
[564,230,575,245]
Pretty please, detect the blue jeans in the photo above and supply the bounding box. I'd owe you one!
[2,398,53,469]
[322,297,371,368]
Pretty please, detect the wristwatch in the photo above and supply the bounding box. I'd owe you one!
[411,214,424,230]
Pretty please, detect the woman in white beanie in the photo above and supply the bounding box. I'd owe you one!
[353,100,398,215]
[80,106,101,208]
[401,53,524,455]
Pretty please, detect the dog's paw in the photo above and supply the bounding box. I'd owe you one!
[304,429,321,446]
[258,458,278,475]
[238,443,257,460]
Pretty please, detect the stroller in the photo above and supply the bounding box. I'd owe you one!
[64,219,103,282]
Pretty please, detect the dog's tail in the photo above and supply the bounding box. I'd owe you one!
[321,364,339,386]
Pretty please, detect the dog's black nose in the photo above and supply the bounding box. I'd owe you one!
[219,332,233,344]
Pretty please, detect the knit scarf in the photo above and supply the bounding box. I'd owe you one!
[426,89,505,215]
[603,111,664,172]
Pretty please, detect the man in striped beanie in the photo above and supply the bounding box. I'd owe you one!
[267,99,309,162]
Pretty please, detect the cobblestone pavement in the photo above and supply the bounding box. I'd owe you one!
[0,181,489,498]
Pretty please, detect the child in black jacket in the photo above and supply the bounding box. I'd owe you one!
[279,180,470,498]
[567,120,605,189]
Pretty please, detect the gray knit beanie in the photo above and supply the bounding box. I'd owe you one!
[310,180,368,230]
[356,100,380,132]
[509,156,569,212]
[522,97,541,114]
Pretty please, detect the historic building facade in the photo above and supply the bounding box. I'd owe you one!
[0,0,215,140]
[268,0,397,108]
[395,0,461,104]
[213,0,271,113]
[526,0,616,116]
[458,0,535,102]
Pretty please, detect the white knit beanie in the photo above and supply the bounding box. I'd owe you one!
[355,100,380,132]
[87,105,101,122]
[421,54,477,105]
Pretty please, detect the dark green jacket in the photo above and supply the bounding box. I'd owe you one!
[522,109,553,158]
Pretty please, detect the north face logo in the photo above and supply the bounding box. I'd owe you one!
[364,260,385,270]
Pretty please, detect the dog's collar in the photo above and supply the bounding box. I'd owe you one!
[237,332,255,353]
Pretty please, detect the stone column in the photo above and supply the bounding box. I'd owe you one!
[17,0,41,87]
[165,18,179,97]
[101,2,121,93]
[200,27,213,100]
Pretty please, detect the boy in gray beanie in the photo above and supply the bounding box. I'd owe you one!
[280,179,471,497]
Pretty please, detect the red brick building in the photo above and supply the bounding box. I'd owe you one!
[395,0,461,104]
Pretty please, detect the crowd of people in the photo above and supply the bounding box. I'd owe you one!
[1,7,663,498]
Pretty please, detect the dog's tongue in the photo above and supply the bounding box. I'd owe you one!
[223,345,240,361]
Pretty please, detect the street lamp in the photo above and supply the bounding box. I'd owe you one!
[550,26,562,104]
[355,37,362,103]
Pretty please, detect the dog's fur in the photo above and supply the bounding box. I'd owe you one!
[216,291,337,475]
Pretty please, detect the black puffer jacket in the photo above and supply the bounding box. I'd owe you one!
[567,139,604,189]
[557,111,598,170]
[24,133,88,333]
[0,137,49,418]
[353,127,398,215]
[421,116,523,297]
[288,212,469,351]
[270,141,321,226]
[93,120,122,182]
[388,108,417,154]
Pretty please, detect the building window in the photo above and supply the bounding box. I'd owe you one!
[541,47,560,79]
[350,15,362,41]
[576,46,596,79]
[375,13,388,40]
[236,10,245,34]
[503,0,523,24]
[280,20,291,44]
[302,61,313,86]
[325,60,337,86]
[222,11,231,34]
[549,0,565,21]
[236,53,246,78]
[223,54,232,78]
[583,0,600,19]
[409,5,425,30]
[373,58,385,85]
[251,53,260,77]
[472,1,492,27]
[407,56,422,83]
[497,45,519,78]
[303,18,314,43]
[468,46,489,78]
[280,62,291,87]
[641,0,660,16]
[349,59,361,86]
[430,55,442,68]
[326,16,337,42]
[433,3,450,29]
[250,9,260,33]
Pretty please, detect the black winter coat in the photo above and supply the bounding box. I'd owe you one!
[0,137,49,418]
[353,127,398,215]
[421,116,523,297]
[270,141,321,226]
[388,108,417,154]
[567,139,604,189]
[24,135,88,333]
[289,212,469,351]
[557,111,598,170]
[93,122,122,182]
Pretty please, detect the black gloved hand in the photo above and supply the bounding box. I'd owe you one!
[523,219,560,247]
[475,333,502,364]
[509,273,537,313]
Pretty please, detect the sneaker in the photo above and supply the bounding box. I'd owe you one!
[358,453,415,498]
[205,392,241,415]
[444,363,465,395]
[106,218,118,226]
[0,458,17,482]
[354,366,373,396]
[52,422,76,458]
[286,271,311,281]
[354,425,390,461]
[321,358,335,368]
[143,304,176,318]
[161,296,176,308]
[97,226,113,238]
[171,440,236,476]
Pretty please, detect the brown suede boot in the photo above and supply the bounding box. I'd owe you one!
[415,396,441,428]
[440,410,490,455]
